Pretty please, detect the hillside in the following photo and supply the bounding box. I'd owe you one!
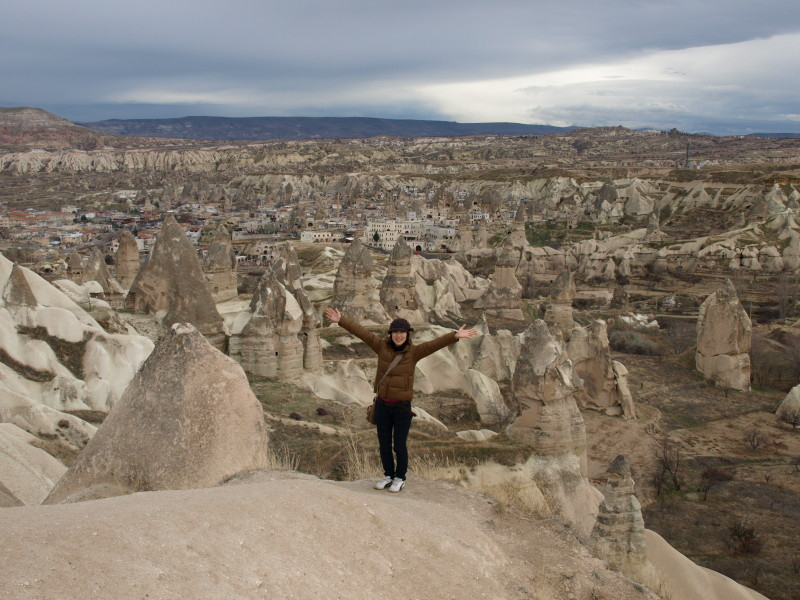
[75,115,577,141]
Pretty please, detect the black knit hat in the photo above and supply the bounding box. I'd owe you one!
[388,318,414,333]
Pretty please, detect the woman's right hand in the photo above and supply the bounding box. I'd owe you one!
[324,307,341,323]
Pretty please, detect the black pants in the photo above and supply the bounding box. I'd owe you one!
[375,399,413,480]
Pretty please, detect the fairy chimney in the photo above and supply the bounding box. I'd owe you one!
[474,238,524,319]
[203,223,238,303]
[245,270,304,378]
[696,279,751,392]
[126,214,226,351]
[115,229,140,291]
[544,268,576,335]
[271,244,322,372]
[589,456,649,577]
[380,238,421,320]
[507,319,601,534]
[330,238,390,325]
[567,321,636,419]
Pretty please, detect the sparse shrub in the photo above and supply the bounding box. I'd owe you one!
[778,408,800,429]
[726,520,763,556]
[609,329,662,355]
[698,467,733,501]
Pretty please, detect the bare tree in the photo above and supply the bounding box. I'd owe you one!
[654,436,684,493]
[725,520,763,556]
[744,427,770,450]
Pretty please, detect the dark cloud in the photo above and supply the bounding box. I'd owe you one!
[2,0,800,133]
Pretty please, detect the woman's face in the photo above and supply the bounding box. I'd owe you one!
[391,330,408,345]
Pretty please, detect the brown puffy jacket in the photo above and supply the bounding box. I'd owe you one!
[338,316,458,402]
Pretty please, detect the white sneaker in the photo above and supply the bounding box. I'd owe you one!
[388,477,405,493]
[374,476,393,490]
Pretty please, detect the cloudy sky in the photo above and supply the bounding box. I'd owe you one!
[4,0,800,134]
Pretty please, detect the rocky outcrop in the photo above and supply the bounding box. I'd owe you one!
[568,320,636,419]
[696,279,752,391]
[44,323,268,504]
[544,269,576,335]
[776,384,800,425]
[82,248,125,302]
[126,214,226,350]
[114,229,140,291]
[202,223,238,303]
[589,456,650,578]
[474,239,524,319]
[507,320,602,535]
[330,238,389,325]
[380,238,424,323]
[241,271,304,379]
[270,244,322,372]
[0,254,153,417]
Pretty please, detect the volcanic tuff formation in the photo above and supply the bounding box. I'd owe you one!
[202,223,238,303]
[474,238,525,319]
[380,238,424,323]
[568,320,636,419]
[506,319,602,535]
[126,213,226,350]
[695,278,752,391]
[114,228,141,291]
[330,238,389,325]
[44,323,269,504]
[589,455,650,578]
[544,268,576,334]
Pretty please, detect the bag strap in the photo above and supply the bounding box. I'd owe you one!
[375,353,403,394]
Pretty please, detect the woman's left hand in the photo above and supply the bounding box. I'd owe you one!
[455,324,478,339]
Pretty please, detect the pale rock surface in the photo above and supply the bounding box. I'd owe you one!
[0,423,67,505]
[303,359,374,406]
[456,428,499,442]
[696,279,752,391]
[0,255,153,414]
[52,279,137,335]
[0,382,95,453]
[412,326,512,424]
[126,214,226,350]
[646,529,769,600]
[82,248,125,300]
[0,472,689,600]
[507,320,602,535]
[44,323,268,504]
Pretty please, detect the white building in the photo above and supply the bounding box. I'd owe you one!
[300,230,337,243]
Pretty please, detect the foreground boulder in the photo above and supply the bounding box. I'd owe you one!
[44,323,268,504]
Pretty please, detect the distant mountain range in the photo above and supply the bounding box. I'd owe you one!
[74,116,579,141]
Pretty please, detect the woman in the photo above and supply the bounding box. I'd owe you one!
[324,308,477,492]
